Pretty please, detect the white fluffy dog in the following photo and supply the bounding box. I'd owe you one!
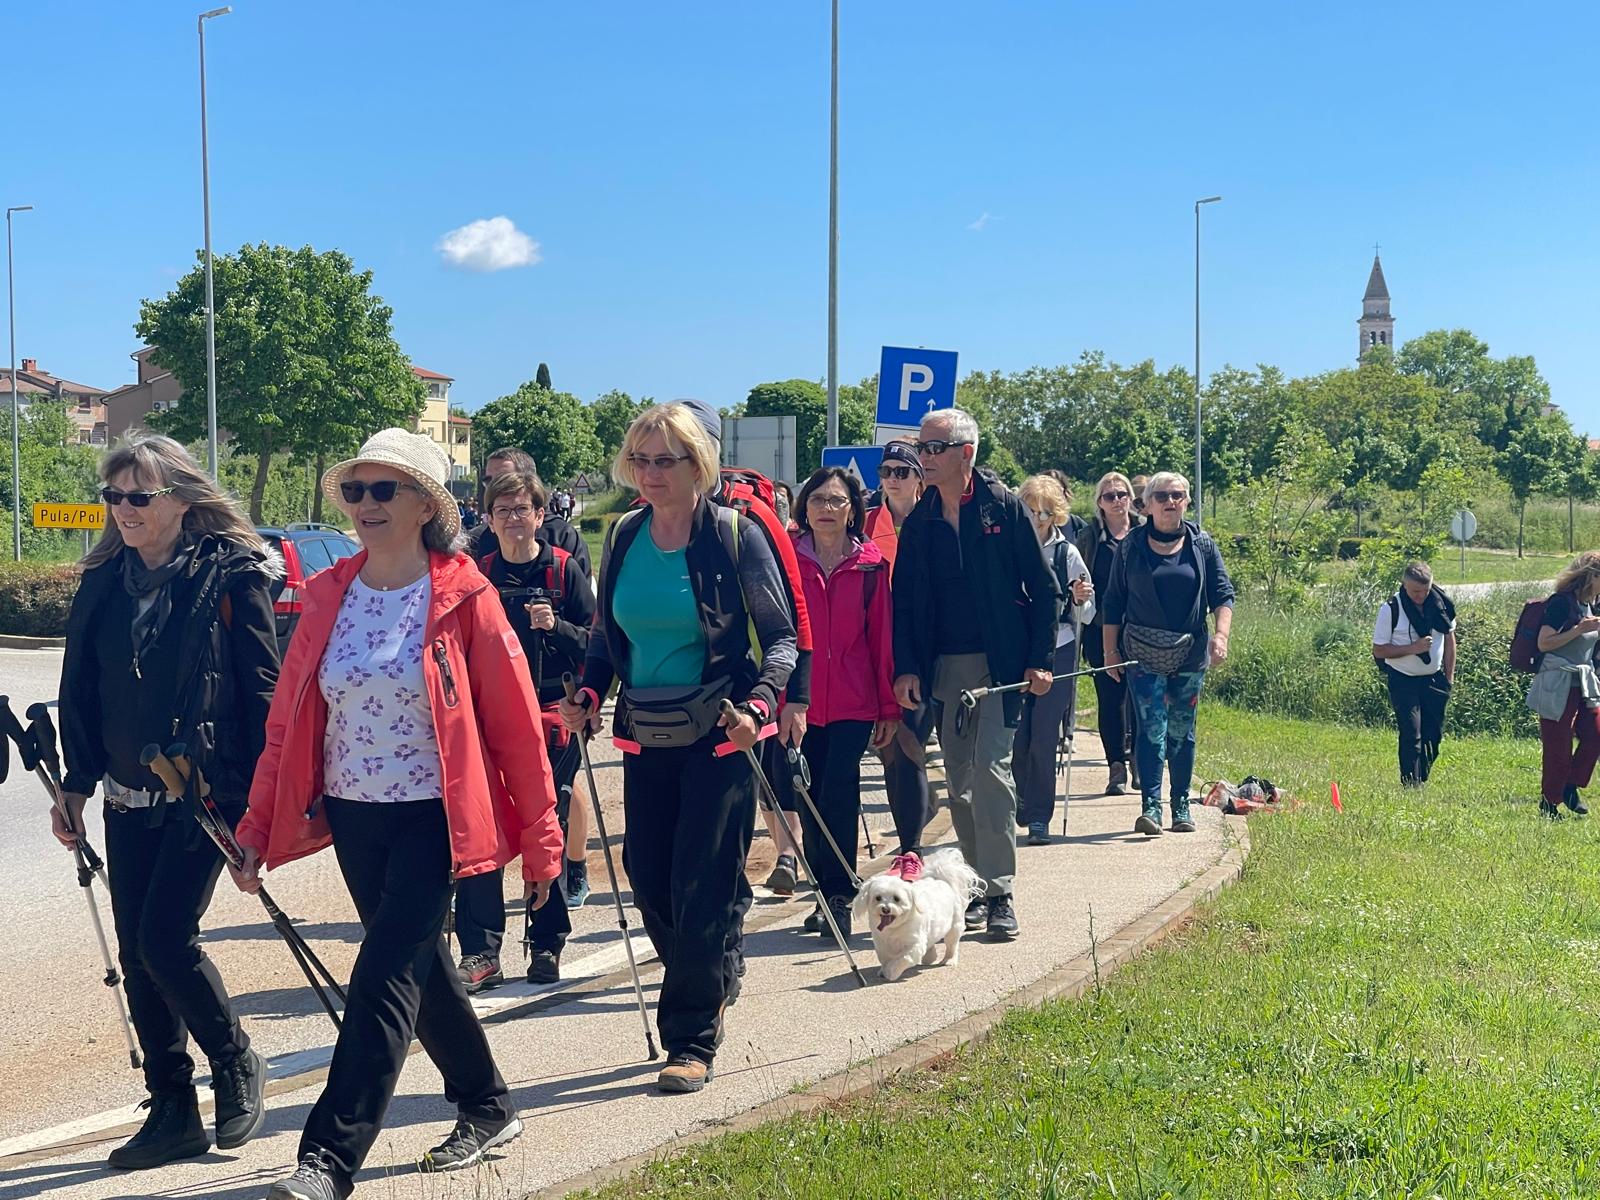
[851,848,983,982]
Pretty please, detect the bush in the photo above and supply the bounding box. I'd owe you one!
[0,561,80,637]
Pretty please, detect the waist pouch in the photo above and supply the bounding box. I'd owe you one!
[540,705,571,752]
[621,676,733,749]
[1121,624,1194,676]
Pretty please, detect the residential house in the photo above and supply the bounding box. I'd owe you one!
[0,358,109,445]
[411,366,472,481]
[102,348,186,441]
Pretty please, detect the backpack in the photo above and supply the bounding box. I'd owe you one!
[479,546,570,603]
[719,466,776,514]
[1372,596,1401,672]
[1511,597,1549,673]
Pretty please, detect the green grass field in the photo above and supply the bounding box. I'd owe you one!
[585,706,1600,1199]
[1324,547,1565,587]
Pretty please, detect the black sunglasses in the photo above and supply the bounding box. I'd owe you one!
[914,439,970,457]
[340,479,421,504]
[881,465,916,480]
[101,486,175,508]
[1151,489,1188,505]
[1099,490,1130,502]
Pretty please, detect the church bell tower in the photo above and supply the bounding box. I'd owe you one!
[1358,252,1394,360]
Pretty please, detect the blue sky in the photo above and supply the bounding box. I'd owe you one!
[8,1,1598,431]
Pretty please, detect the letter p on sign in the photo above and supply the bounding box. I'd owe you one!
[899,363,934,412]
[875,346,959,433]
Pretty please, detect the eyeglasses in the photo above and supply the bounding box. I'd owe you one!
[626,453,690,473]
[491,504,537,522]
[914,439,970,457]
[881,465,916,481]
[340,479,422,504]
[807,494,850,511]
[1028,509,1054,522]
[1099,490,1130,503]
[1150,490,1188,505]
[101,486,175,508]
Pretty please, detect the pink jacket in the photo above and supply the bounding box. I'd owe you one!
[236,551,563,883]
[792,533,899,725]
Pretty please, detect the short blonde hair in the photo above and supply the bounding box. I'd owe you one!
[614,403,721,495]
[1095,471,1134,505]
[1143,471,1190,505]
[1018,475,1069,526]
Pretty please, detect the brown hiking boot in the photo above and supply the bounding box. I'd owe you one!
[657,1056,714,1093]
[1106,761,1128,795]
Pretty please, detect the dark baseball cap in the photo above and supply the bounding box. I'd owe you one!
[879,440,923,478]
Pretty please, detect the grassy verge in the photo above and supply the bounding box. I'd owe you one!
[1323,548,1563,586]
[585,706,1600,1199]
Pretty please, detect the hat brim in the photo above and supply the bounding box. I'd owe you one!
[322,454,462,542]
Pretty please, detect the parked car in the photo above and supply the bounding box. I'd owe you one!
[256,523,360,653]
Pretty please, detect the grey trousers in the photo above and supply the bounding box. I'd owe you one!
[931,652,1018,899]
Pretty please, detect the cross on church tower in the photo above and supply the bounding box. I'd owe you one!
[1357,249,1394,361]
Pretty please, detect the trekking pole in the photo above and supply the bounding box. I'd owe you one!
[859,810,877,861]
[1061,607,1082,838]
[719,700,868,988]
[784,745,863,891]
[959,661,1135,709]
[0,698,142,1070]
[563,675,659,1061]
[140,743,346,1030]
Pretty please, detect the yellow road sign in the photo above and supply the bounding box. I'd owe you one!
[32,503,105,530]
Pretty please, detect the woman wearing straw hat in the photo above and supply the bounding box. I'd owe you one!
[234,429,564,1200]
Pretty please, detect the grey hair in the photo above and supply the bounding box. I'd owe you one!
[1142,471,1191,505]
[1403,560,1433,586]
[922,406,980,454]
[422,516,464,555]
[84,433,268,569]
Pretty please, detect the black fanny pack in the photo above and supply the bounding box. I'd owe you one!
[1121,624,1194,675]
[620,676,733,749]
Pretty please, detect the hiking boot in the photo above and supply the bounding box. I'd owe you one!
[987,896,1020,940]
[1134,799,1163,836]
[1564,785,1589,816]
[564,859,591,908]
[1170,797,1196,834]
[267,1152,347,1200]
[964,897,987,932]
[1107,761,1128,796]
[1540,798,1566,820]
[803,906,822,933]
[526,949,560,984]
[656,1055,714,1093]
[419,1113,523,1173]
[765,853,798,896]
[457,954,503,995]
[212,1046,267,1150]
[107,1088,208,1171]
[821,895,853,945]
[1026,821,1050,846]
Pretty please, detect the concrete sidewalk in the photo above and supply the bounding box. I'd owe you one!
[0,735,1238,1200]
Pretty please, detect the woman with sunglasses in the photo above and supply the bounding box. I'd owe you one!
[559,403,796,1094]
[1074,471,1142,795]
[1102,471,1234,837]
[790,466,899,938]
[235,429,562,1200]
[55,434,280,1171]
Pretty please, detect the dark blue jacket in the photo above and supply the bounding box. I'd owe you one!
[1103,520,1234,673]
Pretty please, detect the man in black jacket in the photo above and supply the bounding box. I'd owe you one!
[891,408,1059,941]
[466,447,591,579]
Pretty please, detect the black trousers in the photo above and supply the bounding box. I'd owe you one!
[1386,669,1449,783]
[104,800,249,1095]
[302,798,512,1189]
[622,741,754,1065]
[454,737,580,958]
[1015,642,1079,827]
[878,696,935,854]
[1081,633,1129,765]
[799,720,873,904]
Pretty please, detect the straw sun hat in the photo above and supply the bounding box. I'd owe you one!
[321,427,461,541]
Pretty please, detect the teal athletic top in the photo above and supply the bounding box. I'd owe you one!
[611,510,706,687]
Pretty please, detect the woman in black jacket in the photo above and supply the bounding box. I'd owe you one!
[55,434,280,1171]
[559,403,796,1094]
[1102,471,1234,837]
[1075,471,1141,795]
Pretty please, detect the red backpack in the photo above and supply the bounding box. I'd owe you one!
[479,546,569,601]
[1511,597,1548,673]
[719,466,776,514]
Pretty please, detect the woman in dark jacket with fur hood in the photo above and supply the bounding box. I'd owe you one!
[55,434,281,1172]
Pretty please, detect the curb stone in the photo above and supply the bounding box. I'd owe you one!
[0,634,65,650]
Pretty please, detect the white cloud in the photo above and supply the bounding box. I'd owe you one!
[436,216,542,272]
[967,212,993,232]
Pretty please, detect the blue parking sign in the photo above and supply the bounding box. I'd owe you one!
[820,445,886,492]
[876,346,958,430]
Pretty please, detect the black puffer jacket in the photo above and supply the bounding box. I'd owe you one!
[60,535,282,804]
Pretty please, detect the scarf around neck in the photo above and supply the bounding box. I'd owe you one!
[1397,584,1456,642]
[122,536,197,679]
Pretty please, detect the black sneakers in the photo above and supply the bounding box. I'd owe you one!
[1106,761,1129,795]
[107,1088,208,1171]
[964,898,986,932]
[267,1151,346,1199]
[765,854,798,896]
[419,1114,524,1173]
[821,895,853,945]
[212,1046,267,1150]
[1564,785,1589,815]
[526,948,560,984]
[987,896,1019,940]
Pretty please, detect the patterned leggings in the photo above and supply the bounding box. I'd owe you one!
[1128,666,1206,806]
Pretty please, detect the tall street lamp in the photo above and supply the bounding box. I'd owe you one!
[7,204,33,563]
[1193,195,1221,527]
[825,0,840,446]
[199,6,231,479]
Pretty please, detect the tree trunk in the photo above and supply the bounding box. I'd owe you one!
[1518,496,1526,558]
[250,436,273,524]
[1355,505,1362,538]
[1570,493,1575,552]
[311,451,326,524]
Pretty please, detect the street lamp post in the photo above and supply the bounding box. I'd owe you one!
[7,204,33,563]
[825,0,839,446]
[199,6,231,480]
[1193,195,1221,527]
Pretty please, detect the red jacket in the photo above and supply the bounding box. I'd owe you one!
[236,551,563,883]
[864,502,902,576]
[792,533,899,725]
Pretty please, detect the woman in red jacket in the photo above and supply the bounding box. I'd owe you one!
[791,466,900,940]
[233,429,563,1200]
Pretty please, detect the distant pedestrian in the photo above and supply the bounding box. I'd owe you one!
[892,408,1060,940]
[1130,474,1150,519]
[1373,560,1456,788]
[1102,471,1234,837]
[773,480,796,530]
[1075,471,1141,795]
[1529,552,1600,819]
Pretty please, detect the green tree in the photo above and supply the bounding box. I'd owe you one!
[743,379,871,476]
[135,243,424,522]
[0,402,102,559]
[589,390,648,462]
[1498,413,1567,557]
[473,382,603,486]
[1227,420,1346,607]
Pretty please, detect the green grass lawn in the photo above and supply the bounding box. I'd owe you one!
[1325,546,1565,586]
[584,706,1600,1199]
